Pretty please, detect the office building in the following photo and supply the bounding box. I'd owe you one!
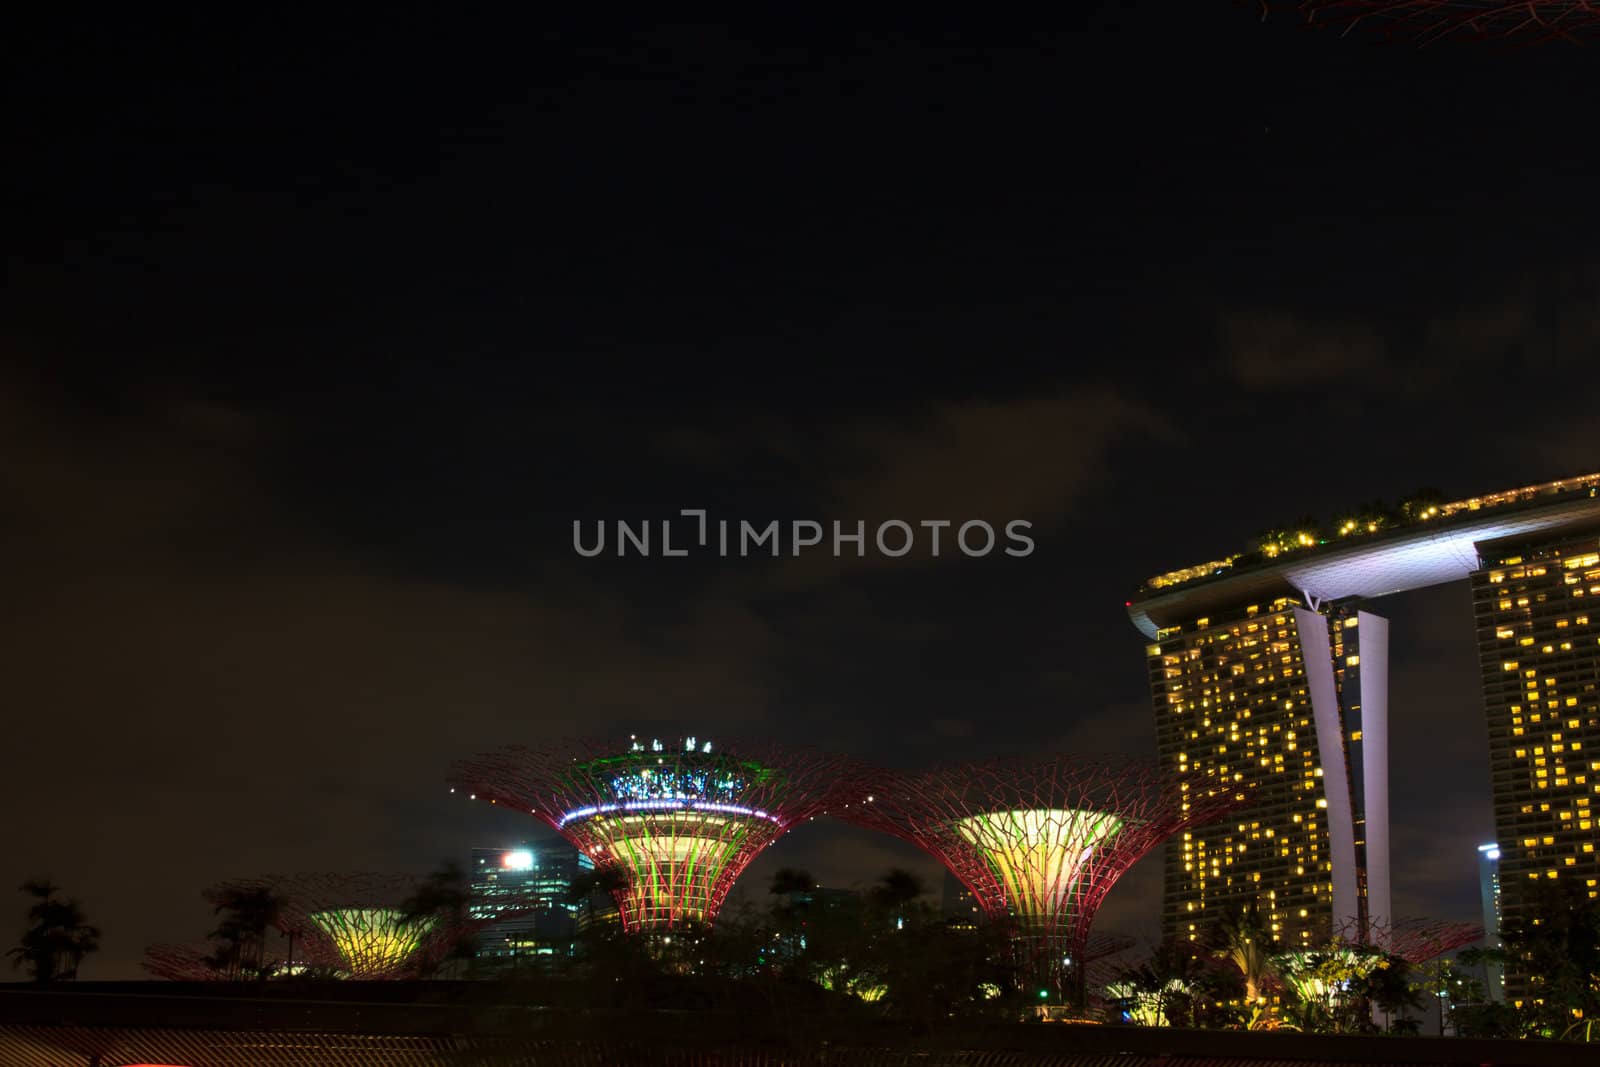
[1477,842,1504,1000]
[468,843,592,964]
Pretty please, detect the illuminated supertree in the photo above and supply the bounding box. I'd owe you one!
[449,735,851,933]
[1284,2,1600,45]
[833,754,1247,1000]
[204,873,467,979]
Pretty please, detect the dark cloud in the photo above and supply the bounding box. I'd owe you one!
[1220,266,1600,406]
[664,388,1173,530]
[1220,310,1387,391]
[659,390,1175,590]
[825,390,1175,528]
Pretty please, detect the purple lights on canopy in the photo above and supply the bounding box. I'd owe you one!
[557,798,780,829]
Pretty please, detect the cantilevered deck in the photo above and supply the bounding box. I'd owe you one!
[1127,476,1600,639]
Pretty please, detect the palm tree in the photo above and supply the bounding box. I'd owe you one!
[397,860,474,976]
[1210,906,1275,1022]
[770,868,814,897]
[1108,942,1212,1027]
[8,879,101,984]
[870,869,924,915]
[565,865,629,907]
[205,884,283,979]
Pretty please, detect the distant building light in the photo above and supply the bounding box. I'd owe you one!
[503,850,535,871]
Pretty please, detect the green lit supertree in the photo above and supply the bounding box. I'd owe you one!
[450,735,852,933]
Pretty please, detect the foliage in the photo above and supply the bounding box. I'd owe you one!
[769,868,814,898]
[204,883,284,979]
[1398,489,1446,522]
[396,859,476,976]
[1271,943,1412,1034]
[1106,940,1245,1029]
[7,879,101,984]
[559,867,1020,1027]
[1498,879,1600,1040]
[1251,487,1452,562]
[1206,905,1276,1026]
[564,865,629,908]
[1404,956,1483,1036]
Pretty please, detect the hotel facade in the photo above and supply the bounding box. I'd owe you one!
[1471,535,1600,931]
[1128,474,1600,977]
[1146,597,1388,949]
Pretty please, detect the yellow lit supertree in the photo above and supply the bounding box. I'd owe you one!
[191,873,473,980]
[833,754,1248,1001]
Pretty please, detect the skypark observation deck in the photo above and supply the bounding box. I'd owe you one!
[1127,474,1600,640]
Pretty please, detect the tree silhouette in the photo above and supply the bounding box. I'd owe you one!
[396,860,476,976]
[868,869,924,917]
[204,883,283,979]
[564,865,629,908]
[770,868,814,897]
[1498,878,1600,1037]
[8,879,100,984]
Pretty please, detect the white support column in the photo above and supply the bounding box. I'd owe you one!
[1294,608,1361,936]
[1358,611,1392,942]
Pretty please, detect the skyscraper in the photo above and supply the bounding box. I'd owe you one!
[1144,597,1388,948]
[1477,842,1504,1001]
[468,842,593,965]
[1470,533,1600,984]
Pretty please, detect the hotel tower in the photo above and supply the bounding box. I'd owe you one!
[1128,474,1600,972]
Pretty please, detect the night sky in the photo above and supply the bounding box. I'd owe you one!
[5,8,1598,978]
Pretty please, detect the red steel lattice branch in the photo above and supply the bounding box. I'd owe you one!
[142,943,227,982]
[1285,2,1600,45]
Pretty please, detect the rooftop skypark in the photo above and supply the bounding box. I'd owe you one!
[1139,472,1600,596]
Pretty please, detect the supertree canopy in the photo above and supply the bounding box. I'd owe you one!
[306,906,436,976]
[449,735,850,933]
[206,873,462,979]
[1289,2,1600,45]
[834,754,1246,996]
